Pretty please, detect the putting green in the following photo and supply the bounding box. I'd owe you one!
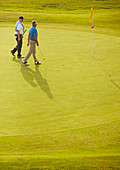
[0,23,119,169]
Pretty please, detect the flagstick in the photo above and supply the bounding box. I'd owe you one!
[92,15,93,57]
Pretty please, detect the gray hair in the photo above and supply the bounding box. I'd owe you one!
[32,20,37,26]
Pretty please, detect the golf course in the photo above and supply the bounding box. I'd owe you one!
[0,0,120,169]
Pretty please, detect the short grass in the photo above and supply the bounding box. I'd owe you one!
[0,0,120,169]
[0,22,119,169]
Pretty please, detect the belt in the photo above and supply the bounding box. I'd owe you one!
[15,34,22,36]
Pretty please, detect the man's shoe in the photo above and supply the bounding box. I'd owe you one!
[35,61,41,65]
[20,56,24,58]
[17,55,24,58]
[22,60,29,66]
[11,51,15,57]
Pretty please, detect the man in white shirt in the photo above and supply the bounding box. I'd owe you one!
[11,16,25,58]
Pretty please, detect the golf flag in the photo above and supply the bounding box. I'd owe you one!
[90,8,93,22]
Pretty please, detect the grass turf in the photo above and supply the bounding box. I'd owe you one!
[0,0,120,168]
[0,9,120,32]
[0,0,120,31]
[0,0,120,12]
[0,23,119,168]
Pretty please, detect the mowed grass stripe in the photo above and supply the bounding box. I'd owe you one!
[0,156,119,169]
[0,120,119,155]
[0,9,120,31]
[0,0,120,11]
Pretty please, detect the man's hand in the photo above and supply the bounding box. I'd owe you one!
[34,34,39,46]
[27,35,30,46]
[18,37,20,41]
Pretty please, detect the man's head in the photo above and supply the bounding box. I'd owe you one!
[32,20,37,27]
[19,16,24,22]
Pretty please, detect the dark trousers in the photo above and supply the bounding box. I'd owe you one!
[11,34,23,57]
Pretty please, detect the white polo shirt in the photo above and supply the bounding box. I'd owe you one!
[15,22,24,35]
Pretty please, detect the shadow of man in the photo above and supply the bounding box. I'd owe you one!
[34,66,53,99]
[12,57,53,98]
[12,56,37,87]
[21,64,37,87]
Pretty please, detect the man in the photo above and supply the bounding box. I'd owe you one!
[22,20,41,66]
[11,16,24,58]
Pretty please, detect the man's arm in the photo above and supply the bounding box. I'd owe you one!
[17,30,20,41]
[34,34,39,46]
[27,34,30,46]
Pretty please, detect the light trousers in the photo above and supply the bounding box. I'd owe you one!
[24,40,38,62]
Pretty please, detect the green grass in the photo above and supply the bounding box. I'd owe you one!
[0,0,120,31]
[0,0,120,12]
[0,10,120,31]
[0,0,120,169]
[0,22,119,168]
[0,155,119,169]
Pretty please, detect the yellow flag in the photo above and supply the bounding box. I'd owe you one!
[90,8,93,22]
